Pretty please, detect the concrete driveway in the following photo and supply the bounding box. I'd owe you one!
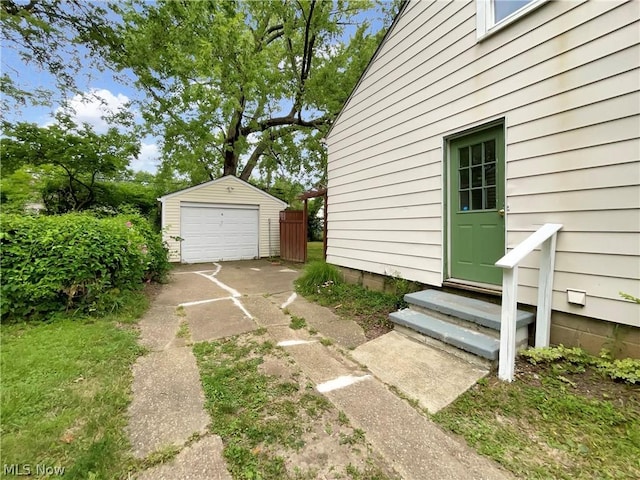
[163,259,300,342]
[127,259,511,480]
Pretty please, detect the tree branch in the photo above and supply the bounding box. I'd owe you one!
[301,0,316,84]
[240,113,330,136]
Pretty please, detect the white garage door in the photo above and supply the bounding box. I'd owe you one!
[180,204,259,262]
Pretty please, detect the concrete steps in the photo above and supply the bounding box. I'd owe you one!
[389,289,534,364]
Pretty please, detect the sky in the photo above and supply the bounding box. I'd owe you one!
[2,1,390,176]
[3,46,161,173]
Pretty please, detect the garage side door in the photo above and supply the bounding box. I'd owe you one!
[180,204,259,262]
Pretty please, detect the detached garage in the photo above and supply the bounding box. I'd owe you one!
[158,176,287,263]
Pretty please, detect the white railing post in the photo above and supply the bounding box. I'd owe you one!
[535,233,557,348]
[498,266,518,382]
[495,223,562,382]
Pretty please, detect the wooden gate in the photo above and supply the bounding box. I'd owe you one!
[279,210,306,262]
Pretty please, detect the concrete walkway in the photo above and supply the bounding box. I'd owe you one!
[126,259,511,479]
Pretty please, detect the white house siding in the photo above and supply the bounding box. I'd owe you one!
[326,0,640,327]
[161,176,286,262]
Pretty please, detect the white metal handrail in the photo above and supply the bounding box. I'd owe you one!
[495,223,563,382]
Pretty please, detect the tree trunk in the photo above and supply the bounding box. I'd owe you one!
[223,149,237,177]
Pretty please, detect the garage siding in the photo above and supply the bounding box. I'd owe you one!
[161,176,286,262]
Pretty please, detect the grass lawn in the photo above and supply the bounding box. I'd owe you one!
[0,293,147,479]
[306,241,324,263]
[433,358,640,479]
[295,263,640,478]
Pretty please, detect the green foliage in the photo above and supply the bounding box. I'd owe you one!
[307,197,324,242]
[0,167,43,213]
[289,315,307,330]
[603,358,640,385]
[295,261,343,295]
[620,291,640,304]
[521,345,640,385]
[109,0,395,183]
[385,272,420,300]
[306,241,324,263]
[93,181,158,218]
[1,1,116,111]
[295,265,398,337]
[0,212,169,321]
[263,177,305,208]
[1,118,140,213]
[119,212,171,283]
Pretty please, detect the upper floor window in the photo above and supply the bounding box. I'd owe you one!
[476,0,547,40]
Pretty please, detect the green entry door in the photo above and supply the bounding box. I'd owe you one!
[449,126,505,285]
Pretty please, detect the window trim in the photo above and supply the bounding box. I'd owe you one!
[476,0,548,41]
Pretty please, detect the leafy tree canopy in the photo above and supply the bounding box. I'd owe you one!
[1,115,140,212]
[109,0,396,183]
[0,0,117,111]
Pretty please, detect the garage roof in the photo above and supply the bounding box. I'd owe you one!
[157,175,288,207]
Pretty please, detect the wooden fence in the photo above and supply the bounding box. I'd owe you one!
[279,210,306,262]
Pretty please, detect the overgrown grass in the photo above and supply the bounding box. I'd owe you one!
[294,262,399,338]
[0,291,147,479]
[194,338,315,479]
[306,242,324,263]
[433,353,640,479]
[193,335,395,479]
[295,261,343,295]
[289,315,307,330]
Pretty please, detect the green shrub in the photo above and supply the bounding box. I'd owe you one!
[520,345,640,385]
[0,212,168,321]
[126,213,171,282]
[294,261,343,296]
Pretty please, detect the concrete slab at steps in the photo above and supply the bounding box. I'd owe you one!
[127,348,210,458]
[184,299,257,342]
[326,378,512,480]
[136,435,231,480]
[280,340,367,385]
[352,331,488,413]
[154,273,229,306]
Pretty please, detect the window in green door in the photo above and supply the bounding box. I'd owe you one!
[458,139,497,212]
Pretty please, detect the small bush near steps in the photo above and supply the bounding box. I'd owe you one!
[0,212,169,322]
[521,345,640,385]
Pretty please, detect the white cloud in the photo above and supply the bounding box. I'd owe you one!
[55,88,133,133]
[131,141,160,173]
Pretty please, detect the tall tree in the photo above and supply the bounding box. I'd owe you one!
[1,116,140,212]
[110,0,395,183]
